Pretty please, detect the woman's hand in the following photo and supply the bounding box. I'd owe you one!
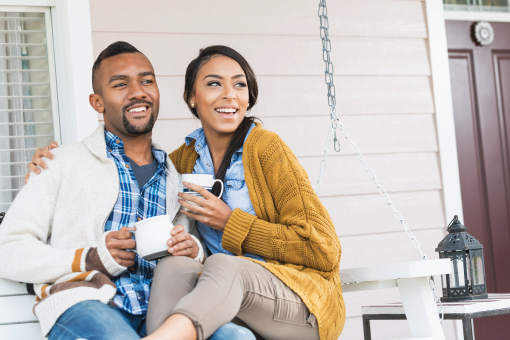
[178,182,232,232]
[167,224,199,258]
[25,141,59,183]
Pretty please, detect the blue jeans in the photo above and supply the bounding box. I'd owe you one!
[49,300,255,340]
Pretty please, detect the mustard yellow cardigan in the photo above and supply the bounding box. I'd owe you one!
[169,124,345,340]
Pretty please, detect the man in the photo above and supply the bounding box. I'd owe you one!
[0,42,252,340]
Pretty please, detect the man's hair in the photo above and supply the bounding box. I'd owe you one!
[92,41,143,94]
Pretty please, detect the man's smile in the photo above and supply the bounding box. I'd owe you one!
[124,102,152,118]
[128,106,148,113]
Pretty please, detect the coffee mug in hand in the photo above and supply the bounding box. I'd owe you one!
[130,215,174,261]
[182,174,224,210]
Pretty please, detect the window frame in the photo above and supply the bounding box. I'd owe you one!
[0,5,62,145]
[0,0,96,145]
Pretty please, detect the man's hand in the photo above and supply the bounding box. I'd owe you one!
[105,226,136,267]
[25,141,59,183]
[167,224,199,258]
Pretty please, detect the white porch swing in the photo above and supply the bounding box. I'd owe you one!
[0,1,452,339]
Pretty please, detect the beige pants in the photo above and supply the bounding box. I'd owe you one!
[147,254,320,340]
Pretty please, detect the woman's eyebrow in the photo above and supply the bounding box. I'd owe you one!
[232,74,245,79]
[203,74,222,80]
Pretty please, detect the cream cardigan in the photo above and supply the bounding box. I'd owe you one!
[0,125,201,337]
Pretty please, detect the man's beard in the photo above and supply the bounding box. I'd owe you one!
[122,100,156,135]
[123,110,155,135]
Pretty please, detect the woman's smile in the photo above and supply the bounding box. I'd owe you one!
[214,105,238,119]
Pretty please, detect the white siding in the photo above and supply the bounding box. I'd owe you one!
[90,1,456,338]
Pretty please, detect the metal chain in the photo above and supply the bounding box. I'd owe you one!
[315,0,444,322]
[316,0,340,194]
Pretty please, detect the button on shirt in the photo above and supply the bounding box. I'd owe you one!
[184,124,264,262]
[104,131,167,315]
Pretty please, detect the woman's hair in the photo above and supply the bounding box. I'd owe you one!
[183,45,260,196]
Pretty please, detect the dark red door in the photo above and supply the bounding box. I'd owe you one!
[446,20,510,339]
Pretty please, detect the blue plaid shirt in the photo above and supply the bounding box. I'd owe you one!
[104,131,167,315]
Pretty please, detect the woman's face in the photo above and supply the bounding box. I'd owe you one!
[191,55,249,136]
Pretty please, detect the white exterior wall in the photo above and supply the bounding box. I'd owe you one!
[90,1,457,338]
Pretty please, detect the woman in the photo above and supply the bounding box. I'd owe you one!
[28,45,345,340]
[145,45,344,340]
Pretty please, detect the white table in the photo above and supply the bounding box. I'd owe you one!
[361,293,510,340]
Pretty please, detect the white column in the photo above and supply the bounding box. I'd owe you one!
[51,0,97,144]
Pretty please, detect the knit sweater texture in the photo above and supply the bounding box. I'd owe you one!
[169,124,345,340]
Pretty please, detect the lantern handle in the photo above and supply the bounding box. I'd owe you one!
[447,215,459,231]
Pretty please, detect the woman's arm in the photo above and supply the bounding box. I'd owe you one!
[180,132,341,272]
[223,207,340,272]
[230,133,341,272]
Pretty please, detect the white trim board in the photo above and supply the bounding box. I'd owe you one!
[444,10,510,22]
[51,0,97,143]
[0,6,51,12]
[425,2,466,339]
[44,7,62,145]
[0,0,55,6]
[425,1,464,224]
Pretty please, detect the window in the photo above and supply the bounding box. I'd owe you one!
[0,9,59,212]
[444,0,510,12]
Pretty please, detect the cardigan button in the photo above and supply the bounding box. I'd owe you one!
[116,140,120,144]
[125,164,130,169]
[138,217,142,221]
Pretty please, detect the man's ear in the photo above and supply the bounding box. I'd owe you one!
[89,94,105,114]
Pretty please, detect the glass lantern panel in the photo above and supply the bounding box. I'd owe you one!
[472,255,485,285]
[449,256,466,288]
[466,253,471,286]
[441,274,447,289]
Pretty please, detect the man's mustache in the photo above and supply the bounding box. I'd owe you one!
[122,100,154,113]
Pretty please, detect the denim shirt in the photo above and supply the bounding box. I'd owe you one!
[184,124,265,262]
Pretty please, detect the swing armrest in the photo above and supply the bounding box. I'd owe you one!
[340,259,451,293]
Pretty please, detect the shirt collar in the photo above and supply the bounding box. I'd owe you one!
[105,130,125,150]
[185,127,207,149]
[104,130,167,165]
[184,123,256,156]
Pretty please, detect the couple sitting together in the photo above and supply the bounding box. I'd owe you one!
[0,41,345,340]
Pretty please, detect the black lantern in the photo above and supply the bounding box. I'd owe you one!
[435,215,488,302]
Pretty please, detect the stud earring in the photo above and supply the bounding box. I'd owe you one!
[191,102,195,108]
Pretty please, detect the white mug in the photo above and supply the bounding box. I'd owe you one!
[130,215,174,261]
[182,174,224,210]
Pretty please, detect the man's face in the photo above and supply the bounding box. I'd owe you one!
[90,53,160,137]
